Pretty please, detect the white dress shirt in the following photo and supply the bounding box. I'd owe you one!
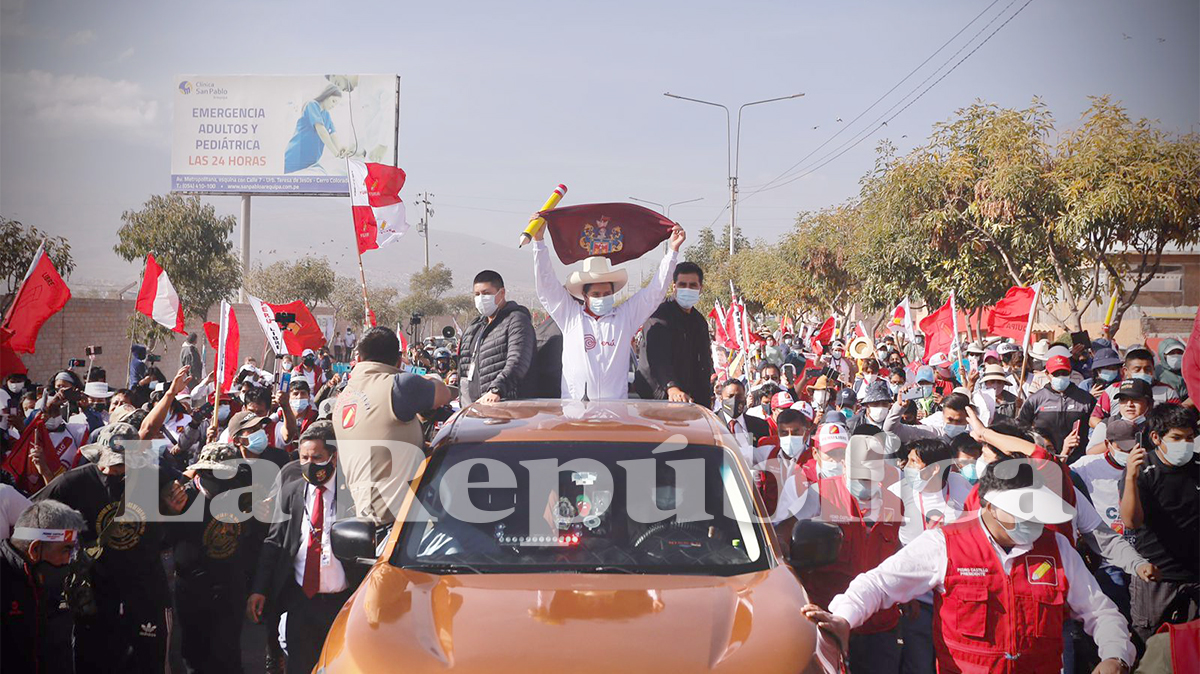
[533,240,677,400]
[292,474,348,594]
[829,519,1136,666]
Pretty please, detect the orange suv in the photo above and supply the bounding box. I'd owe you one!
[320,400,842,673]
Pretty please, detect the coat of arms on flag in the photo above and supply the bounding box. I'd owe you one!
[580,217,624,256]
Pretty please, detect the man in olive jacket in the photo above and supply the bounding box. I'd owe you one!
[458,270,536,404]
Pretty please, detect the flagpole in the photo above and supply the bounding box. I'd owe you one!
[1016,282,1041,403]
[212,301,228,433]
[127,252,149,390]
[950,291,965,376]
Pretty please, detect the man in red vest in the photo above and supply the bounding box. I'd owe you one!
[803,457,1135,674]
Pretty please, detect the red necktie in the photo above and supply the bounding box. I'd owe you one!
[302,485,325,599]
[729,419,738,435]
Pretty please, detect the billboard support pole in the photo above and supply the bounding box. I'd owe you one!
[239,194,251,302]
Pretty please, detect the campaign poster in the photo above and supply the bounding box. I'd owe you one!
[171,74,400,194]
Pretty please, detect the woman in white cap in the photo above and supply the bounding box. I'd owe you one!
[530,221,685,400]
[803,457,1136,674]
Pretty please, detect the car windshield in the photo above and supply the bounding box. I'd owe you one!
[392,441,770,576]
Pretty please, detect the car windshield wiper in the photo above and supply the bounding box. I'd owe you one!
[402,561,483,574]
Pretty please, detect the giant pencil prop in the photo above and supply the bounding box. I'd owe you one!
[518,184,568,247]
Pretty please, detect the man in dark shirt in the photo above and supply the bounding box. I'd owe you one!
[1119,402,1199,644]
[634,261,714,408]
[170,442,255,674]
[1018,354,1096,460]
[37,422,187,674]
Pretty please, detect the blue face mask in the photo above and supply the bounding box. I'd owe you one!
[1050,375,1071,392]
[959,461,979,484]
[848,479,874,502]
[1131,373,1153,384]
[943,423,968,438]
[919,384,934,398]
[243,428,268,454]
[588,295,615,316]
[1097,369,1119,383]
[888,383,900,396]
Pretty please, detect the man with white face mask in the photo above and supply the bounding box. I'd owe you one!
[532,221,684,400]
[457,269,535,405]
[634,261,713,407]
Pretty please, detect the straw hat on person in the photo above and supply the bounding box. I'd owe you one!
[564,257,629,299]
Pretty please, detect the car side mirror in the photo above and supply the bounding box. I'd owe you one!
[789,520,843,571]
[331,517,379,565]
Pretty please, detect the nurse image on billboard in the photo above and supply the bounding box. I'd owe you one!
[171,74,400,194]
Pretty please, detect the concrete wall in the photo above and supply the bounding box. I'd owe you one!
[14,298,339,386]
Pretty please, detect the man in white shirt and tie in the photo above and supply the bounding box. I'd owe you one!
[531,222,685,400]
[248,421,363,674]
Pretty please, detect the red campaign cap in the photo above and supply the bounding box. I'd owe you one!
[1046,355,1072,375]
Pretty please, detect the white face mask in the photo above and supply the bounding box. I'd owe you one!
[866,405,888,424]
[812,391,830,408]
[44,416,64,431]
[675,287,701,310]
[1109,446,1130,466]
[1164,354,1183,371]
[1161,440,1196,467]
[6,382,22,393]
[474,293,498,317]
[817,459,843,479]
[862,373,878,385]
[291,398,311,414]
[588,295,615,316]
[779,435,805,459]
[997,512,1044,547]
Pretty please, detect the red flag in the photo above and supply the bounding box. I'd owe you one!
[367,308,378,328]
[1,331,28,379]
[781,315,795,336]
[541,203,674,265]
[708,302,731,349]
[135,254,185,334]
[348,159,408,255]
[854,321,868,339]
[398,329,408,353]
[204,302,239,393]
[2,246,71,353]
[983,284,1039,341]
[264,300,325,356]
[0,415,62,494]
[920,295,957,362]
[1181,305,1200,404]
[813,316,836,348]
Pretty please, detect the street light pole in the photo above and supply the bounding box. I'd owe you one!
[665,92,804,256]
[630,196,704,252]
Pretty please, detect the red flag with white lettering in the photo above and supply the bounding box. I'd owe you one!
[984,284,1039,341]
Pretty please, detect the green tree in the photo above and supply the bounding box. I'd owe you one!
[682,225,748,313]
[114,194,241,346]
[1,218,74,312]
[245,257,336,307]
[331,276,401,330]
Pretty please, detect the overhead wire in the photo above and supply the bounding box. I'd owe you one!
[740,0,1030,201]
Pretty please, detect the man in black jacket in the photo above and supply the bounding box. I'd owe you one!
[458,270,536,405]
[634,261,714,408]
[247,421,365,674]
[1018,354,1095,460]
[1,499,82,674]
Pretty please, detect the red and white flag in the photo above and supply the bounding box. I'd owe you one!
[348,158,408,255]
[203,301,239,394]
[888,297,915,342]
[708,301,733,351]
[812,316,836,348]
[854,321,868,339]
[2,243,72,354]
[135,254,185,334]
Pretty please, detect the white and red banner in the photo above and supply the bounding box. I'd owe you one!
[203,301,239,394]
[135,254,185,334]
[247,294,289,356]
[888,297,915,342]
[348,158,408,255]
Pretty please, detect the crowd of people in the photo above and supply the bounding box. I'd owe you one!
[0,224,1196,674]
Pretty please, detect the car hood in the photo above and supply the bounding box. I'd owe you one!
[318,564,819,673]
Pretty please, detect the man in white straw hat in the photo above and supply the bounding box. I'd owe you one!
[802,457,1136,674]
[531,222,685,400]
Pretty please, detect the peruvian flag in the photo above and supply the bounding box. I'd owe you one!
[983,283,1040,343]
[203,301,239,393]
[888,297,915,342]
[348,158,409,255]
[853,321,868,339]
[708,301,735,351]
[919,293,958,363]
[135,254,185,334]
[2,244,72,354]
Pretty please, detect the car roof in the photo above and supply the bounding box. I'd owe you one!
[438,400,729,447]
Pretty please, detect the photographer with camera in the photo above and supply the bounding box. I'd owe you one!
[1,499,85,673]
[35,422,188,674]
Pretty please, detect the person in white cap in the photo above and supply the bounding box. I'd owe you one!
[803,457,1137,674]
[531,221,685,400]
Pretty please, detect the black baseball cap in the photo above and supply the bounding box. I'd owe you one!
[1114,378,1153,401]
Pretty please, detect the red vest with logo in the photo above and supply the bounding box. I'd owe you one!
[935,520,1068,673]
[800,475,903,634]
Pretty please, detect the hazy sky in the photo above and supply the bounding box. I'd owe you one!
[1,0,1196,293]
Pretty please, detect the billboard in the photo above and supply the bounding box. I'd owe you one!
[171,74,400,195]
